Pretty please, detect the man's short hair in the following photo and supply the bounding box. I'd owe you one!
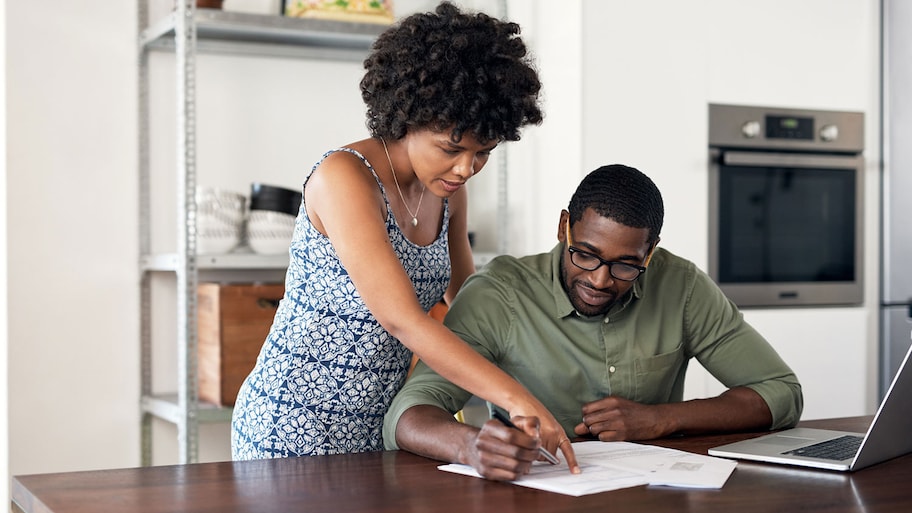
[567,164,664,244]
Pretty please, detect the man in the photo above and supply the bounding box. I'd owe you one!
[383,164,803,481]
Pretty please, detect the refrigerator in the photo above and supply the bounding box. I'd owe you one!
[881,0,912,398]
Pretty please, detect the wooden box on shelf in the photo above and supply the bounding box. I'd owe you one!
[197,282,284,406]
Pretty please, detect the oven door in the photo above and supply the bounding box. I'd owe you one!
[708,150,864,307]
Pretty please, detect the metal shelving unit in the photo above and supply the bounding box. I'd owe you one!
[137,1,385,465]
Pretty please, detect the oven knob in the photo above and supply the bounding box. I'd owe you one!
[820,124,839,142]
[741,120,761,138]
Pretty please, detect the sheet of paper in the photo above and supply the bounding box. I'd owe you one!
[438,440,738,496]
[569,441,738,489]
[438,459,649,497]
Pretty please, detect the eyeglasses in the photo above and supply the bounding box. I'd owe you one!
[564,221,648,282]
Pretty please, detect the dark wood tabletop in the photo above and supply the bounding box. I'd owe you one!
[11,416,912,513]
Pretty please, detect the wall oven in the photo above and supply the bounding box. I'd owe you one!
[708,103,865,307]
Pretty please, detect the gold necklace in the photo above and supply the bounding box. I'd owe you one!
[380,137,425,227]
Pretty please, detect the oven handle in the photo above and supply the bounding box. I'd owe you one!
[722,151,863,169]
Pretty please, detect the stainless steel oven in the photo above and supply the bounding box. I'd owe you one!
[708,103,865,307]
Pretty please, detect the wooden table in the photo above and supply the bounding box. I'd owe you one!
[11,416,912,513]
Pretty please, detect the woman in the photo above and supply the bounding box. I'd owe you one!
[231,2,574,465]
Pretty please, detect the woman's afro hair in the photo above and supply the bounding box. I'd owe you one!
[360,1,543,143]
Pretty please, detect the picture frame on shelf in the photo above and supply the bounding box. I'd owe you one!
[282,0,395,24]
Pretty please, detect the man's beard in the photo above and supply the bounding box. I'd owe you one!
[560,256,616,317]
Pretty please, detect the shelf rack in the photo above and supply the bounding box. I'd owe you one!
[141,8,384,61]
[137,2,385,465]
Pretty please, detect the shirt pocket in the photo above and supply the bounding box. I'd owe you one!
[632,346,685,404]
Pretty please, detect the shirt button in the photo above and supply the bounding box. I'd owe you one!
[609,365,616,373]
[603,317,610,324]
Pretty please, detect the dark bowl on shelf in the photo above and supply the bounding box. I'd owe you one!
[250,183,302,216]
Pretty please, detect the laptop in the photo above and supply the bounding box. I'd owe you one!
[708,343,912,471]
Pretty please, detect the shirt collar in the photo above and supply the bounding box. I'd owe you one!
[547,242,646,320]
[548,243,577,318]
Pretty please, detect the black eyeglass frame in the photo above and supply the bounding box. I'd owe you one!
[564,221,650,282]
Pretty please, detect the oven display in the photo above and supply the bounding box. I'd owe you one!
[766,115,814,140]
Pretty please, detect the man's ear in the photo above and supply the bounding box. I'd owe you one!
[644,238,660,267]
[558,210,570,242]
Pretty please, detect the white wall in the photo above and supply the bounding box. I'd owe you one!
[6,1,140,479]
[4,0,883,481]
[1,0,9,507]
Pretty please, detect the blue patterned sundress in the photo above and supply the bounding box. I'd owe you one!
[231,148,451,459]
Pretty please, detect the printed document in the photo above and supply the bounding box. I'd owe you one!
[438,441,738,496]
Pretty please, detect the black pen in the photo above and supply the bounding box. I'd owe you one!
[491,409,561,465]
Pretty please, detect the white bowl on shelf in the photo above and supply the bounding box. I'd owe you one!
[196,187,247,218]
[247,237,291,255]
[196,186,247,254]
[197,232,241,254]
[197,217,244,254]
[246,210,295,255]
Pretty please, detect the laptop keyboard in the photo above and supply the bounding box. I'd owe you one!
[783,435,864,461]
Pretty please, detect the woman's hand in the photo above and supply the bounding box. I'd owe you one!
[509,403,581,474]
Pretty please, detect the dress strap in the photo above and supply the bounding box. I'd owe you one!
[303,146,449,239]
[302,147,393,211]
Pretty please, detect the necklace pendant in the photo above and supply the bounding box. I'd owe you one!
[381,137,426,230]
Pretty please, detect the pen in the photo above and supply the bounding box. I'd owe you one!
[491,409,561,465]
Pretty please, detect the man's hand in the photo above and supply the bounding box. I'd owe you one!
[394,405,581,482]
[463,416,544,481]
[573,396,673,441]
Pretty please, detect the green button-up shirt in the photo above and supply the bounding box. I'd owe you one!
[383,245,803,448]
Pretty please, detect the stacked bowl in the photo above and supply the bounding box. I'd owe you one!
[247,183,301,255]
[196,187,247,254]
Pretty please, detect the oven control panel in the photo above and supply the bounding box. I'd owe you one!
[709,103,863,153]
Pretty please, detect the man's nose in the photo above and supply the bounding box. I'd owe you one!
[588,264,616,289]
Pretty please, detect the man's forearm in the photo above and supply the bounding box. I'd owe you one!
[668,386,773,435]
[394,405,481,464]
[577,386,775,441]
